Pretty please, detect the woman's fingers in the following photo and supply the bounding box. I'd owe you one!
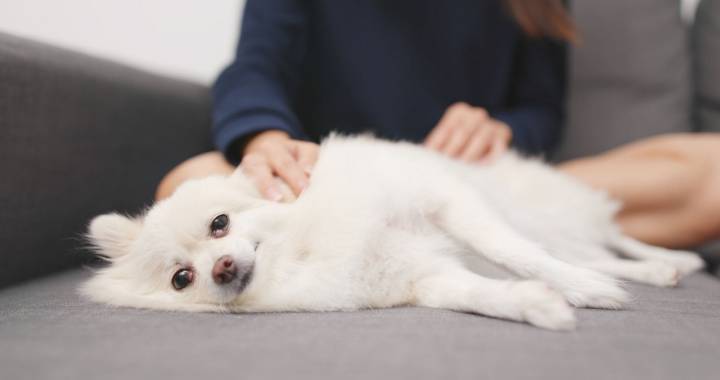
[425,102,466,150]
[486,126,511,161]
[426,104,496,158]
[241,153,283,201]
[460,126,495,162]
[485,138,507,162]
[273,177,297,202]
[269,147,310,196]
[425,123,452,151]
[442,123,475,157]
[483,122,512,161]
[241,130,320,201]
[296,142,319,175]
[446,109,489,156]
[244,148,308,200]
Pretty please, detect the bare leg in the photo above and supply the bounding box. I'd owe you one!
[413,269,576,330]
[559,133,720,248]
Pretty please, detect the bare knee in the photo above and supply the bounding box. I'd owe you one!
[686,154,720,242]
[618,135,720,246]
[648,134,718,201]
[155,151,235,201]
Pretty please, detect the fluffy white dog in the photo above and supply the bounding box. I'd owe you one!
[83,135,704,330]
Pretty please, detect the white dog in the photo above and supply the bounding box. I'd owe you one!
[83,135,704,330]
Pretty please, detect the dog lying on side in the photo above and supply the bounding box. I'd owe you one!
[83,135,704,330]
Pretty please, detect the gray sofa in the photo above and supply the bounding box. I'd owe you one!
[1,1,719,379]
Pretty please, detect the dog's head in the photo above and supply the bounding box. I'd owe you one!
[82,168,274,312]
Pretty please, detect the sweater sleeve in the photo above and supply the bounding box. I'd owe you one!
[212,0,309,164]
[492,37,568,156]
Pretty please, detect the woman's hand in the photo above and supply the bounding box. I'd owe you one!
[424,102,512,162]
[241,130,319,202]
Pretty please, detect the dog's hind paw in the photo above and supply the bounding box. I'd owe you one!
[557,270,630,310]
[663,251,705,277]
[640,261,680,287]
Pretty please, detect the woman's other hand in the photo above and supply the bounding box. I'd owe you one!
[424,102,512,162]
[241,130,319,202]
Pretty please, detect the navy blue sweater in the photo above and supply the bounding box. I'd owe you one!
[213,0,567,163]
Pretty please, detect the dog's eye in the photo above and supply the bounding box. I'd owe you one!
[210,214,229,238]
[172,269,194,290]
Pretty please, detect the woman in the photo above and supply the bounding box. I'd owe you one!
[158,0,720,250]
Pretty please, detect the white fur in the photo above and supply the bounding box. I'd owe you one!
[82,135,705,330]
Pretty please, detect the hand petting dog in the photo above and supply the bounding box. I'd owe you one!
[242,102,511,202]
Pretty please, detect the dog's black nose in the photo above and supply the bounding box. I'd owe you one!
[212,255,238,284]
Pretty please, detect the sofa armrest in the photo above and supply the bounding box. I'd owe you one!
[0,32,213,288]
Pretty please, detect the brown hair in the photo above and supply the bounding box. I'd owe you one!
[505,0,578,43]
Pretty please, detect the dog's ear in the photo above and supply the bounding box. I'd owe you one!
[87,213,143,259]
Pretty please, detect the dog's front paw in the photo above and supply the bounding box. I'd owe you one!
[514,281,576,331]
[556,270,629,309]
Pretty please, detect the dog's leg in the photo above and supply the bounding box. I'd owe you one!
[609,235,705,276]
[413,269,576,330]
[581,259,679,287]
[434,186,628,309]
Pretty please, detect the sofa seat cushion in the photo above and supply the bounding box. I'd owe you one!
[1,269,719,380]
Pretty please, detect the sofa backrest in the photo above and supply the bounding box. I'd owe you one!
[556,0,692,160]
[693,0,720,133]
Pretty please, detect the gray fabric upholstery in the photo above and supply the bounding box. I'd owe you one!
[557,0,692,160]
[699,241,720,276]
[693,0,720,132]
[0,32,213,288]
[0,269,718,380]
